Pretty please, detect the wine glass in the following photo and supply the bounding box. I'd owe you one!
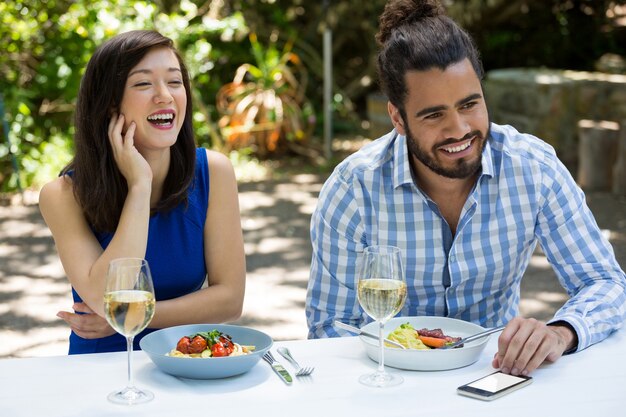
[104,258,156,405]
[357,245,406,387]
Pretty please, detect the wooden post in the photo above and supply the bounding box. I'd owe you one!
[577,120,619,191]
[613,120,626,195]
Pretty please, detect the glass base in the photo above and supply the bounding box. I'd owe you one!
[107,386,154,405]
[359,371,403,388]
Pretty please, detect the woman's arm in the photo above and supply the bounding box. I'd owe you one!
[39,175,151,317]
[39,116,153,317]
[147,149,246,327]
[45,146,245,333]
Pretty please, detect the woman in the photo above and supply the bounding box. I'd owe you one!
[39,30,246,354]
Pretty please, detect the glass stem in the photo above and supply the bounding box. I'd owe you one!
[378,321,385,374]
[126,336,135,389]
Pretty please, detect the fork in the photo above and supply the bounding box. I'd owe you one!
[262,351,276,365]
[277,347,315,376]
[439,325,506,349]
[262,351,283,368]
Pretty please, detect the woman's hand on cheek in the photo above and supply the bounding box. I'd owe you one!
[107,113,152,188]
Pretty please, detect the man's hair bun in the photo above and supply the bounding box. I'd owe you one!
[376,0,444,45]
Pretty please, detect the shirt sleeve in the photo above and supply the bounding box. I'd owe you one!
[306,168,368,338]
[535,148,626,352]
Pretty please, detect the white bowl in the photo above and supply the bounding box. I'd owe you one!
[360,316,490,371]
[140,324,273,379]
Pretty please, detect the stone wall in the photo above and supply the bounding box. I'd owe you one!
[484,68,626,177]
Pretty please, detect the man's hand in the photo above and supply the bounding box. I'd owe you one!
[56,302,116,339]
[492,317,577,376]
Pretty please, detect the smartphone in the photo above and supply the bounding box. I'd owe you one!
[457,371,532,401]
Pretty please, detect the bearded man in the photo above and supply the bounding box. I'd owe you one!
[306,0,626,377]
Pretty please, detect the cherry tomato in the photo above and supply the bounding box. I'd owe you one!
[219,336,234,355]
[211,342,227,357]
[176,336,191,354]
[189,335,208,354]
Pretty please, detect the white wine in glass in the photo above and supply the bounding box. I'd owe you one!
[104,258,156,405]
[357,245,406,387]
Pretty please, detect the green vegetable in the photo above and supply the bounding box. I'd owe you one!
[190,330,222,346]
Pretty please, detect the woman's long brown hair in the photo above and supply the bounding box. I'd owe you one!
[62,30,196,233]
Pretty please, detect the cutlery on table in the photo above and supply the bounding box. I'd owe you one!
[262,351,293,385]
[440,325,506,349]
[333,320,406,349]
[277,347,315,376]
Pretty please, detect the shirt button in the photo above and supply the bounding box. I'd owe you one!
[449,255,456,262]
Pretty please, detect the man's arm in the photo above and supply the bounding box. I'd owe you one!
[535,151,626,352]
[493,143,625,375]
[306,170,368,338]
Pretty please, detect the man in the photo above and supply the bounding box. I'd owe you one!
[306,0,626,376]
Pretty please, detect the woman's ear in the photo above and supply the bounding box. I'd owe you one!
[387,101,406,136]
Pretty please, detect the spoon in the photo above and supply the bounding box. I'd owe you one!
[276,347,315,376]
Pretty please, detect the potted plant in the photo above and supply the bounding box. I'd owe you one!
[216,33,313,158]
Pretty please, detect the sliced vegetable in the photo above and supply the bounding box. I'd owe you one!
[417,335,447,349]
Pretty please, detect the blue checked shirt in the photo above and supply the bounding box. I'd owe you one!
[306,123,626,352]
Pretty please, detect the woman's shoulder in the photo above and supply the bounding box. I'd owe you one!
[201,148,236,179]
[203,148,232,167]
[187,148,236,209]
[39,176,75,206]
[39,176,81,221]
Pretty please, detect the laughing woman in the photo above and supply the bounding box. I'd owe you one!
[39,30,246,354]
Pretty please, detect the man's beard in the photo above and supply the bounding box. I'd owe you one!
[404,121,490,179]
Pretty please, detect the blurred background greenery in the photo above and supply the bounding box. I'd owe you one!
[1,0,625,191]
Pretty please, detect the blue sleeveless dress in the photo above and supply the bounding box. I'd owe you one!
[69,148,209,354]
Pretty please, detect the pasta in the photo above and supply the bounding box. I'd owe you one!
[166,329,255,358]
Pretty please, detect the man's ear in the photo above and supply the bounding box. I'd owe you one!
[387,101,406,136]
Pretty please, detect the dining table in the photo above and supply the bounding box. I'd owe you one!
[1,323,624,417]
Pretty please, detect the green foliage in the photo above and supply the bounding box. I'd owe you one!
[446,0,626,72]
[237,0,387,133]
[216,33,314,157]
[0,0,251,191]
[2,0,626,192]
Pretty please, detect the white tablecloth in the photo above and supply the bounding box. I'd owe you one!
[1,327,624,416]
